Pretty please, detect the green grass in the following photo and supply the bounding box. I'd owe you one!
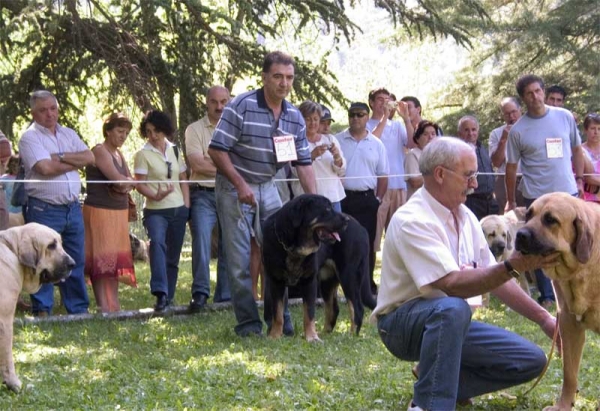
[5,257,600,410]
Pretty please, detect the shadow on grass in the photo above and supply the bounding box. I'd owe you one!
[6,258,600,410]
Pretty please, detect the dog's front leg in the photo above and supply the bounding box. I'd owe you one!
[546,285,586,411]
[265,277,286,339]
[0,319,21,393]
[302,276,321,342]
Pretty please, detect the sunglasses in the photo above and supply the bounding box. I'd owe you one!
[166,161,172,179]
[349,112,367,119]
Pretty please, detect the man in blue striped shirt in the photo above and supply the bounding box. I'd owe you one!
[208,51,316,337]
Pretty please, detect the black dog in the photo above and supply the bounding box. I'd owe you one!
[262,194,376,341]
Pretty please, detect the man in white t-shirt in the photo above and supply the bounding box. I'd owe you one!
[366,88,413,260]
[372,137,560,411]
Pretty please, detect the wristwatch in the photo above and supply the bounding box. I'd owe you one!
[503,260,521,279]
[58,152,65,162]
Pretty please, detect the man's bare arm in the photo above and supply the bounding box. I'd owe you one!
[187,152,217,178]
[296,164,317,194]
[504,162,518,211]
[208,148,255,205]
[35,150,94,177]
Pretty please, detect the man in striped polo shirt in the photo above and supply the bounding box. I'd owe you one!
[208,51,316,337]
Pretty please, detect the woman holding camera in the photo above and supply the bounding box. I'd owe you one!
[292,101,346,211]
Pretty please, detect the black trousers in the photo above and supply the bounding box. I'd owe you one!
[341,189,380,293]
[464,193,499,221]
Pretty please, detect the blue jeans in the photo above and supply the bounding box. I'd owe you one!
[377,297,546,410]
[331,201,342,213]
[143,206,188,301]
[189,187,230,302]
[524,197,555,303]
[26,197,89,314]
[216,174,290,336]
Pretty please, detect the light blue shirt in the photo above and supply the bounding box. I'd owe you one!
[366,118,408,190]
[335,129,389,191]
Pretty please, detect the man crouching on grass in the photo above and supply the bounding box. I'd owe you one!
[371,137,560,411]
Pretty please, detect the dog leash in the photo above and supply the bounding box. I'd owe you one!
[523,312,560,396]
[237,201,263,247]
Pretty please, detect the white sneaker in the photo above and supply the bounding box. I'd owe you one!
[407,400,424,411]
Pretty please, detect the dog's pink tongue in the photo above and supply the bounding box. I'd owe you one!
[333,232,340,242]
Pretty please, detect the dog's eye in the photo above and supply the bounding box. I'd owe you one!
[47,239,58,250]
[543,212,559,226]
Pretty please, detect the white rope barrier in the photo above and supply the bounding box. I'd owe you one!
[8,171,599,185]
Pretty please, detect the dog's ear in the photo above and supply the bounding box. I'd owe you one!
[290,201,305,229]
[0,227,38,268]
[506,228,513,251]
[19,230,40,269]
[573,216,593,264]
[290,196,312,229]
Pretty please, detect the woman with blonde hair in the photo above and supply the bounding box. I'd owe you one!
[292,101,346,211]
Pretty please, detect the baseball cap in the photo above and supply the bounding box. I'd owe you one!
[348,102,370,113]
[320,104,335,122]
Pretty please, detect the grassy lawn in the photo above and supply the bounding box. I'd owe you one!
[4,256,600,410]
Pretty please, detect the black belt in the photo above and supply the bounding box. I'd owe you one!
[345,189,374,196]
[468,192,494,200]
[190,183,214,192]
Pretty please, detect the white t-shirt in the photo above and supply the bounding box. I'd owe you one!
[370,187,495,322]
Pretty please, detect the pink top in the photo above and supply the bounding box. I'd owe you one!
[582,145,600,202]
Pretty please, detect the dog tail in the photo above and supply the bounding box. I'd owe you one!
[361,273,377,310]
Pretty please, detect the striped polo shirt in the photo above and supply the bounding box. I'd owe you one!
[209,88,311,184]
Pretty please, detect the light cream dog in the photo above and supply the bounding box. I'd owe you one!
[480,208,531,295]
[515,193,600,410]
[0,223,75,393]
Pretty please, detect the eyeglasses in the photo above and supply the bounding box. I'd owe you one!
[348,112,367,119]
[166,161,172,179]
[442,167,478,184]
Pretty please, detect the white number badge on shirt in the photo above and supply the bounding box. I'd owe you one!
[546,138,564,159]
[273,134,298,162]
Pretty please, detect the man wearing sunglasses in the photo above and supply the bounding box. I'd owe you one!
[457,115,499,220]
[335,102,389,295]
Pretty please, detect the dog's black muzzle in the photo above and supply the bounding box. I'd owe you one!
[39,254,76,284]
[515,227,555,255]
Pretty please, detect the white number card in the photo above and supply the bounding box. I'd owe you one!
[273,135,298,162]
[546,138,563,159]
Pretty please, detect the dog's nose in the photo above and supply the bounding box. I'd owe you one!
[515,229,531,251]
[65,255,76,270]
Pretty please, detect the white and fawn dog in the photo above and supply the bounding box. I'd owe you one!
[480,208,532,295]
